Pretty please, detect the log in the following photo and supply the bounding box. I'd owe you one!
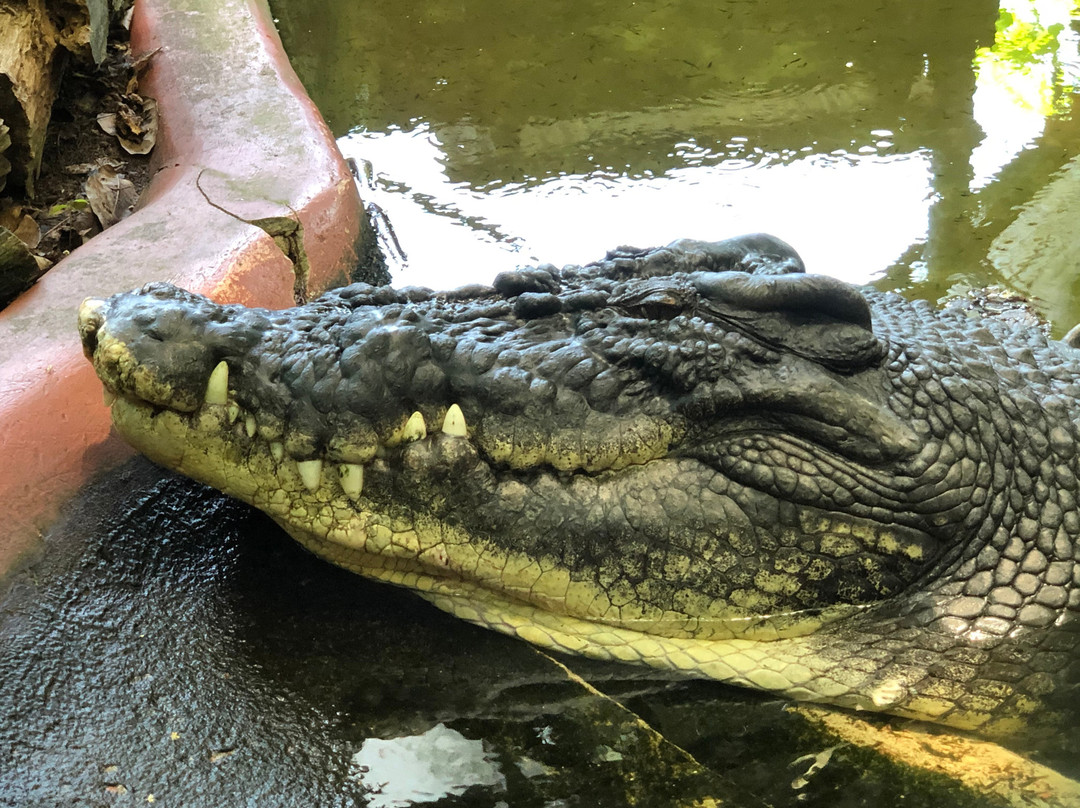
[0,0,107,198]
[0,225,41,307]
[53,0,112,64]
[0,0,67,197]
[0,117,11,193]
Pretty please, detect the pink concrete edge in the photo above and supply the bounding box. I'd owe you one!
[0,0,364,575]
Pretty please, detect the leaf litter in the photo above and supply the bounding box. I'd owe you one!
[1,8,155,308]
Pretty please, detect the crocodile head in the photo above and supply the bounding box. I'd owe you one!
[79,235,1079,735]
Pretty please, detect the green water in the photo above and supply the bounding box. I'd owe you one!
[274,0,1080,331]
[263,2,1080,804]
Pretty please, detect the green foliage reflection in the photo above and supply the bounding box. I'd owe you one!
[974,1,1075,116]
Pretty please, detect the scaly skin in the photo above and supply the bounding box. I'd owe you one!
[78,235,1080,737]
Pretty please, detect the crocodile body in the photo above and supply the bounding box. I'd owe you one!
[78,235,1080,736]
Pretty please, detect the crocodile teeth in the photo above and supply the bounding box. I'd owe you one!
[245,414,257,438]
[270,441,285,462]
[442,403,467,437]
[227,403,241,424]
[103,387,116,406]
[297,459,323,492]
[339,463,364,500]
[402,410,427,442]
[206,361,229,405]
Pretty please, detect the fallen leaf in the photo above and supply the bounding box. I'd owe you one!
[0,207,42,250]
[46,199,92,217]
[98,94,158,155]
[0,207,36,248]
[85,164,137,228]
[16,215,40,248]
[65,161,111,175]
[0,202,21,234]
[209,747,237,764]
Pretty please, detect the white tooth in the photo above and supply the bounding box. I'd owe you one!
[227,403,240,424]
[245,414,257,438]
[338,463,364,500]
[270,442,285,462]
[297,459,323,492]
[402,410,427,442]
[441,403,467,437]
[103,387,117,406]
[206,361,229,405]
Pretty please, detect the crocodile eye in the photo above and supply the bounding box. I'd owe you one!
[612,286,692,321]
[632,300,685,320]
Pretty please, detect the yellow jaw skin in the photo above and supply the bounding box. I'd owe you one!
[106,391,1037,737]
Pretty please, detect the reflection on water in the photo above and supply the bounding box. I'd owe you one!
[969,1,1078,189]
[273,0,1080,327]
[349,125,933,288]
[350,724,505,806]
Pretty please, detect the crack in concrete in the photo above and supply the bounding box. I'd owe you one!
[195,170,310,304]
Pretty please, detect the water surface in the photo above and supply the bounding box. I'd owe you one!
[273,0,1080,328]
[267,1,1080,803]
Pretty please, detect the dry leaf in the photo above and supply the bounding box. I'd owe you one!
[85,164,137,228]
[0,202,22,232]
[97,94,158,155]
[0,204,42,250]
[13,214,40,249]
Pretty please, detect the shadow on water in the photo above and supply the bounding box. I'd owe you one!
[2,458,1076,806]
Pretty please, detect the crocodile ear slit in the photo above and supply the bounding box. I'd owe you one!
[691,271,874,331]
[690,272,883,373]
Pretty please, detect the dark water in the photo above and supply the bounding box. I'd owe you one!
[0,460,1048,807]
[272,0,1080,331]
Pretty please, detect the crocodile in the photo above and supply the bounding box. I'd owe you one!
[77,234,1079,737]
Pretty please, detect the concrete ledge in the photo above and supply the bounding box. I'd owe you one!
[0,0,365,572]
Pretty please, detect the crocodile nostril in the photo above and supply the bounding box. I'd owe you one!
[78,298,107,358]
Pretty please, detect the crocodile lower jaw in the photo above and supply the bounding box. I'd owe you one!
[102,379,1018,733]
[271,518,878,713]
